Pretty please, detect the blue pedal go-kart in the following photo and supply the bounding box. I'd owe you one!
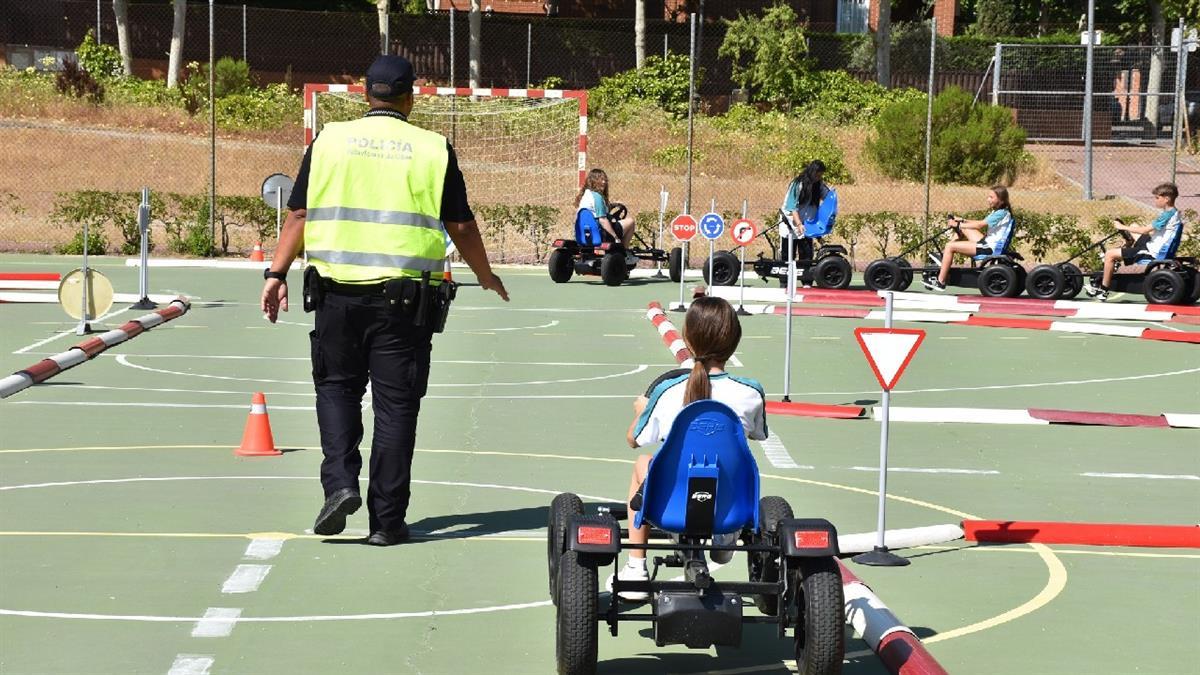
[549,204,670,286]
[547,400,845,675]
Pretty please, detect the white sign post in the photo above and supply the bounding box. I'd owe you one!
[699,207,725,297]
[670,211,698,311]
[655,187,669,277]
[730,211,757,316]
[851,293,926,567]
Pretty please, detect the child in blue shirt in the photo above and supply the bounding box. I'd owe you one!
[1086,183,1184,302]
[924,186,1014,292]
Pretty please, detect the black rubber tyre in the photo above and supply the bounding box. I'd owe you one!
[548,249,574,284]
[668,246,684,283]
[548,493,584,605]
[978,264,1019,298]
[1144,268,1187,305]
[600,252,627,287]
[896,258,914,290]
[555,550,598,675]
[863,259,903,291]
[1025,264,1065,300]
[812,255,852,290]
[1060,262,1085,299]
[793,556,846,675]
[748,496,794,616]
[1187,270,1200,304]
[702,250,740,286]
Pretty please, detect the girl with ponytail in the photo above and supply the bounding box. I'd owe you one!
[608,297,768,601]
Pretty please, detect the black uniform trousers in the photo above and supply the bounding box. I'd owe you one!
[310,289,433,533]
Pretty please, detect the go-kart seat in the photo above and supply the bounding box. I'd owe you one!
[575,209,614,247]
[1133,221,1185,263]
[974,213,1017,262]
[633,400,761,537]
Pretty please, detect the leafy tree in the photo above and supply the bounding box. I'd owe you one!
[972,0,1018,37]
[718,3,812,106]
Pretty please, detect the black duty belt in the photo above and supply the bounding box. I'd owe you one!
[321,279,389,296]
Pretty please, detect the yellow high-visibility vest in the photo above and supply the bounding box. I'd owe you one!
[304,115,449,284]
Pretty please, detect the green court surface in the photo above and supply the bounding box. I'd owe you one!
[1,252,1197,675]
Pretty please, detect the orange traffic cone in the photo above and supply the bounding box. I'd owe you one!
[443,257,453,283]
[249,242,265,262]
[236,392,281,456]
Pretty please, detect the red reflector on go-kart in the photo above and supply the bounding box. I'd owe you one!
[552,239,565,248]
[577,526,613,546]
[794,531,830,549]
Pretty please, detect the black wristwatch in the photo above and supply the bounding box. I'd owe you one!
[263,269,287,282]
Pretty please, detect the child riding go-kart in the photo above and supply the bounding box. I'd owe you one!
[547,400,845,675]
[864,216,1027,297]
[548,203,670,286]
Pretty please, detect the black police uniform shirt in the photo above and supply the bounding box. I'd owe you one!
[288,109,474,224]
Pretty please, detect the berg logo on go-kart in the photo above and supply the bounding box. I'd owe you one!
[690,491,714,502]
[688,419,725,436]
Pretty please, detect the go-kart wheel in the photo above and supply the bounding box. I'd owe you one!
[978,265,1019,298]
[668,247,684,283]
[600,252,627,286]
[793,557,845,675]
[548,249,574,284]
[702,251,741,286]
[748,496,793,616]
[555,550,598,675]
[1025,264,1065,300]
[1144,268,1188,305]
[548,493,584,605]
[896,258,914,290]
[812,255,852,290]
[1187,270,1200,304]
[608,203,628,223]
[1060,263,1085,299]
[863,259,903,291]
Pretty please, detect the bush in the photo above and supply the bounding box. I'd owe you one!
[475,203,561,263]
[215,83,301,130]
[75,29,123,79]
[54,59,104,104]
[867,86,1026,185]
[591,54,696,121]
[56,228,109,255]
[708,105,852,184]
[793,70,924,126]
[718,3,812,106]
[650,144,703,168]
[51,190,164,255]
[105,76,184,108]
[212,57,253,98]
[849,22,937,76]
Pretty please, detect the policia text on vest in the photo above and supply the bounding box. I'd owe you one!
[260,55,508,547]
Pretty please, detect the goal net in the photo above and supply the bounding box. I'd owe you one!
[303,85,586,263]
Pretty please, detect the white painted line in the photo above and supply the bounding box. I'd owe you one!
[875,407,1047,425]
[167,655,214,675]
[848,466,1000,475]
[1080,472,1199,481]
[938,336,968,340]
[810,336,841,340]
[191,608,241,637]
[866,310,972,323]
[1164,413,1200,428]
[221,564,272,594]
[602,334,635,338]
[758,432,812,470]
[12,308,129,354]
[727,353,744,367]
[243,538,285,561]
[1049,321,1146,338]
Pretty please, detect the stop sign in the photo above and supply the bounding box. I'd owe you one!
[670,214,698,242]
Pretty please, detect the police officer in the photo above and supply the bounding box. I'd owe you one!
[261,55,509,546]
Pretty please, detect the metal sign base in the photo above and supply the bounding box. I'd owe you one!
[852,547,911,567]
[130,297,157,310]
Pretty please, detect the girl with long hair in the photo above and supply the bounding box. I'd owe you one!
[925,186,1015,292]
[607,297,768,601]
[780,159,834,261]
[576,167,636,248]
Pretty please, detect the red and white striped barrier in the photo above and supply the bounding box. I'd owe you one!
[878,406,1200,429]
[704,286,1200,322]
[0,272,62,294]
[730,303,1200,345]
[838,524,965,555]
[839,561,949,675]
[645,302,694,367]
[963,520,1200,548]
[0,298,190,399]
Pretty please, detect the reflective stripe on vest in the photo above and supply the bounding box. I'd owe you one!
[304,116,449,284]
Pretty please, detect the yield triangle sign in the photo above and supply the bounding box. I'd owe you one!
[853,327,925,391]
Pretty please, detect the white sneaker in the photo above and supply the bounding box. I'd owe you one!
[709,532,738,565]
[928,253,943,266]
[922,277,947,292]
[625,253,639,266]
[1082,280,1103,298]
[605,561,649,602]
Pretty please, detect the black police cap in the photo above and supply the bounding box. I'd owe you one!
[365,55,415,100]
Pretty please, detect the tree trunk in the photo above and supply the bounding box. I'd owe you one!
[167,0,185,88]
[1145,0,1166,129]
[876,0,891,87]
[469,0,481,88]
[377,0,389,55]
[113,0,133,76]
[635,0,646,67]
[1037,0,1051,37]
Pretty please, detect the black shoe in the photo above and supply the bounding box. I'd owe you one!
[367,524,410,546]
[313,487,361,536]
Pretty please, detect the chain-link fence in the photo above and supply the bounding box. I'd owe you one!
[0,1,1196,267]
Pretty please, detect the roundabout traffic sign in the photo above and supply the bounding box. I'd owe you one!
[699,212,725,240]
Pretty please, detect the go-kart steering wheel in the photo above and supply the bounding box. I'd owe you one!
[608,203,628,222]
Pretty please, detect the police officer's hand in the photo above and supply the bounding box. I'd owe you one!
[261,279,288,323]
[480,273,509,302]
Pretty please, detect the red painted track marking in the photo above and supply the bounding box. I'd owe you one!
[1171,315,1200,325]
[764,400,865,419]
[0,273,60,281]
[963,520,1200,548]
[960,316,1053,330]
[1151,304,1200,315]
[1142,329,1200,344]
[1028,408,1170,428]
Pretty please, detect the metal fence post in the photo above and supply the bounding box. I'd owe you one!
[923,18,936,240]
[133,188,156,310]
[1171,19,1186,184]
[526,23,532,87]
[96,0,101,43]
[243,4,248,63]
[991,43,1002,105]
[449,6,456,87]
[686,13,696,230]
[209,0,216,252]
[1083,0,1095,200]
[663,33,668,59]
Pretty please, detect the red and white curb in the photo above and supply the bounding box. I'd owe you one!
[730,302,1200,344]
[0,298,190,399]
[646,302,694,367]
[963,520,1200,548]
[839,560,949,675]
[0,291,183,305]
[878,407,1200,429]
[0,272,60,291]
[838,524,965,555]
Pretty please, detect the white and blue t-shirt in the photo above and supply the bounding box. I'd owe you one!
[780,180,830,238]
[982,208,1014,252]
[578,188,607,218]
[1145,208,1183,259]
[633,369,768,448]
